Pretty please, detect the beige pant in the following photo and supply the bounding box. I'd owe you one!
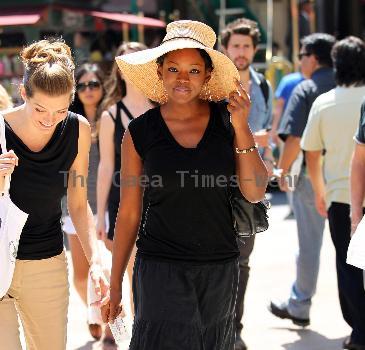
[0,251,69,350]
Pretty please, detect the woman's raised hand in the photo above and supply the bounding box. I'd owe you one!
[227,79,251,130]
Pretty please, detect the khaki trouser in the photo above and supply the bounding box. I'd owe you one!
[0,251,69,350]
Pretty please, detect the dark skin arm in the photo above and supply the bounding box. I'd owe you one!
[350,143,365,235]
[228,80,268,202]
[101,130,144,322]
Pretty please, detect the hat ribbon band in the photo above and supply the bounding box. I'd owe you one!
[162,36,207,47]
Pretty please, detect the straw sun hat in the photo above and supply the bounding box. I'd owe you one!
[115,20,240,103]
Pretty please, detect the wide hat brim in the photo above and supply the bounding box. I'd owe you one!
[115,39,240,103]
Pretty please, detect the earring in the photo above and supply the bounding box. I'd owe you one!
[205,83,212,101]
[161,86,168,104]
[200,83,210,101]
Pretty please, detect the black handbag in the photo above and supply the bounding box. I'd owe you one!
[229,186,270,239]
[217,101,270,238]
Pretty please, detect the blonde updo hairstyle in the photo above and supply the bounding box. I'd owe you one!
[20,38,75,100]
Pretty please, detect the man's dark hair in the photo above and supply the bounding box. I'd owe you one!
[220,18,261,48]
[331,36,365,87]
[301,33,336,67]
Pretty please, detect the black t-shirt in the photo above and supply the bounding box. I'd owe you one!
[128,102,239,263]
[6,112,79,260]
[355,101,365,144]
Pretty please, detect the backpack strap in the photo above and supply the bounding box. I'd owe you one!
[0,114,7,154]
[257,73,269,108]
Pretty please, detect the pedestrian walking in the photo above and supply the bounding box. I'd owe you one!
[96,42,152,253]
[63,62,105,341]
[302,36,365,350]
[220,17,274,350]
[270,33,336,326]
[96,42,153,348]
[0,39,106,350]
[348,102,365,275]
[101,20,268,350]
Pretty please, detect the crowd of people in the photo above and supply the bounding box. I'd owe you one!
[0,12,365,350]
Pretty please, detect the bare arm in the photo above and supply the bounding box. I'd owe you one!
[67,116,99,263]
[102,130,144,322]
[278,135,301,174]
[271,98,285,144]
[96,110,115,238]
[350,143,365,231]
[229,81,268,202]
[305,150,327,217]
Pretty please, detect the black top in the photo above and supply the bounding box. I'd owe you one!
[108,101,134,206]
[6,112,79,260]
[128,102,239,263]
[355,100,365,144]
[278,67,335,140]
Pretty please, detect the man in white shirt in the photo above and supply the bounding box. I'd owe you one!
[301,36,365,350]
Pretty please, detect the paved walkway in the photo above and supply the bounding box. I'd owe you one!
[65,192,350,350]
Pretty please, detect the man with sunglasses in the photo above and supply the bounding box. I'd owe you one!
[269,33,336,326]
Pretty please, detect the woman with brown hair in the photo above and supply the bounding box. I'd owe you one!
[0,39,106,350]
[96,41,153,348]
[97,42,153,251]
[63,62,105,340]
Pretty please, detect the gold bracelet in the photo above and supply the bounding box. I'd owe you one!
[235,144,258,154]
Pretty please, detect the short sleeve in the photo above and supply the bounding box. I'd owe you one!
[278,82,309,140]
[275,77,290,101]
[301,97,324,151]
[128,112,149,160]
[355,101,365,145]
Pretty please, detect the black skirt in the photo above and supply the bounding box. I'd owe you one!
[129,256,239,350]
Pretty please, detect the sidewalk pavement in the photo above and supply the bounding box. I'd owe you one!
[66,192,351,350]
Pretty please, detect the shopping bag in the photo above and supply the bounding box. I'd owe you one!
[0,114,28,298]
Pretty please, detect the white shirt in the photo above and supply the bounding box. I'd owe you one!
[301,85,365,208]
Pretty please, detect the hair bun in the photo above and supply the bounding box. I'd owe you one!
[21,39,74,71]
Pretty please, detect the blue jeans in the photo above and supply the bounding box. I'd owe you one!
[288,173,325,319]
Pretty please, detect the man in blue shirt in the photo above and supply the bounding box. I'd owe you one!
[270,33,336,327]
[272,72,305,145]
[221,18,273,350]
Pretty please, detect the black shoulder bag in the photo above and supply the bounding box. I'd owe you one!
[218,102,270,239]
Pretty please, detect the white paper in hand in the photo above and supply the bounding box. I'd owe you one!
[347,216,365,270]
[109,314,130,344]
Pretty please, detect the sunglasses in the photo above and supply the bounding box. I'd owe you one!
[297,52,311,60]
[76,80,102,92]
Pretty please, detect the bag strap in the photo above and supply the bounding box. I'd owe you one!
[257,73,269,108]
[0,114,7,154]
[0,114,10,195]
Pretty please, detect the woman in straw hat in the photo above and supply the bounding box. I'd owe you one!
[101,20,268,349]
